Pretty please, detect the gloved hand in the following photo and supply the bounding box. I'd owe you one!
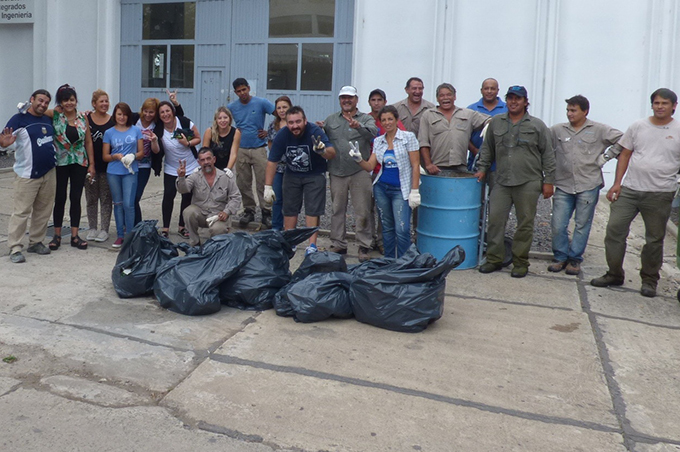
[408,189,421,209]
[223,167,233,178]
[264,185,276,206]
[596,152,612,168]
[348,141,362,162]
[17,101,29,114]
[312,135,325,154]
[206,215,219,227]
[121,153,135,173]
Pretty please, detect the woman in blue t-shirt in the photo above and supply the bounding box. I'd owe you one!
[350,105,421,258]
[103,102,143,248]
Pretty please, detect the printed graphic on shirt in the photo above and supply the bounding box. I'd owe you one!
[383,152,398,170]
[287,145,311,172]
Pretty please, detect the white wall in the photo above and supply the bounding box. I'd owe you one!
[0,24,33,124]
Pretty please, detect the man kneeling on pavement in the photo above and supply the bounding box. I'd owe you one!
[176,148,241,246]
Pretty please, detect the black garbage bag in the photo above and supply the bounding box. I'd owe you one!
[347,245,437,276]
[274,251,348,317]
[111,220,179,298]
[285,272,354,323]
[220,228,317,311]
[349,245,465,333]
[153,233,259,316]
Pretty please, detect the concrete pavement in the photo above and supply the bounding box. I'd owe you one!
[0,169,679,451]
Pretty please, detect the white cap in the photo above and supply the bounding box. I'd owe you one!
[338,85,358,97]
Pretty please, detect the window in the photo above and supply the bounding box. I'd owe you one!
[267,0,335,91]
[141,2,195,89]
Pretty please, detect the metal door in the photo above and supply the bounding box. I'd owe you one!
[198,70,224,138]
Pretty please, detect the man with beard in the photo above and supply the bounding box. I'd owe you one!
[1,89,56,263]
[176,148,241,246]
[265,106,335,255]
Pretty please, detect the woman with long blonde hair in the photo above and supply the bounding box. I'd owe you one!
[266,96,292,231]
[201,106,240,176]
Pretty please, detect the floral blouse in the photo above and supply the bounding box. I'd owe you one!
[53,110,89,167]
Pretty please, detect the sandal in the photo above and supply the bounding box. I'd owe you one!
[160,230,169,238]
[48,236,61,250]
[70,235,88,250]
[178,227,190,238]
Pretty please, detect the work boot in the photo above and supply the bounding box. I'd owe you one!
[590,273,624,287]
[238,211,255,227]
[565,261,581,275]
[547,260,567,272]
[479,262,502,274]
[261,212,272,229]
[329,245,347,255]
[358,246,371,262]
[26,242,51,255]
[510,265,528,278]
[640,283,657,298]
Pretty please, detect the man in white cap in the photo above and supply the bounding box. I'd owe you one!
[318,86,378,261]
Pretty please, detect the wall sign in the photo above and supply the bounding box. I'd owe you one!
[0,0,34,24]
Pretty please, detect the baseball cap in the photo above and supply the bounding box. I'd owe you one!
[338,85,358,97]
[368,89,386,101]
[506,85,528,98]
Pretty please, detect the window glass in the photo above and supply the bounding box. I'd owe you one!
[142,45,167,88]
[267,44,298,90]
[301,43,333,91]
[170,45,194,88]
[143,2,196,40]
[269,0,334,37]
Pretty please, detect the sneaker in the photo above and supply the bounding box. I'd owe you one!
[238,211,255,227]
[95,230,109,242]
[640,283,657,298]
[86,229,99,241]
[112,237,124,248]
[565,261,581,275]
[358,246,371,263]
[305,243,318,255]
[329,245,347,255]
[479,262,502,273]
[590,274,624,287]
[26,242,50,255]
[10,251,26,263]
[511,265,528,278]
[547,261,567,272]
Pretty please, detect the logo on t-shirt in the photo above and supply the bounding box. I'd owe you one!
[286,145,311,172]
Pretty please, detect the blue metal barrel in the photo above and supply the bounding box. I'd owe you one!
[416,173,482,269]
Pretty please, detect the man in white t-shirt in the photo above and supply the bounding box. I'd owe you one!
[591,88,680,297]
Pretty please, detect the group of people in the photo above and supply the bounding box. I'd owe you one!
[3,77,680,298]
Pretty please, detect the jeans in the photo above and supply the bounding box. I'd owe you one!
[373,181,411,258]
[134,167,151,225]
[107,172,138,239]
[551,186,600,263]
[272,170,284,230]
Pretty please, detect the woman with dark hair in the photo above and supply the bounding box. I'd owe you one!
[201,106,240,173]
[85,89,115,243]
[266,95,292,231]
[102,102,144,248]
[154,100,200,238]
[49,84,95,250]
[131,91,184,224]
[350,105,421,258]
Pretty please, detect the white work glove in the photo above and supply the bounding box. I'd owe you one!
[121,153,135,173]
[480,122,489,140]
[596,151,613,168]
[206,215,219,227]
[408,189,421,209]
[348,141,362,162]
[223,167,233,178]
[312,135,326,154]
[264,185,276,206]
[17,101,29,114]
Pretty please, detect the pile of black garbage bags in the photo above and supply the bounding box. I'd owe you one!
[112,220,465,333]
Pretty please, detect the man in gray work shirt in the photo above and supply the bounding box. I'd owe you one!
[319,86,377,262]
[475,85,555,278]
[548,95,622,276]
